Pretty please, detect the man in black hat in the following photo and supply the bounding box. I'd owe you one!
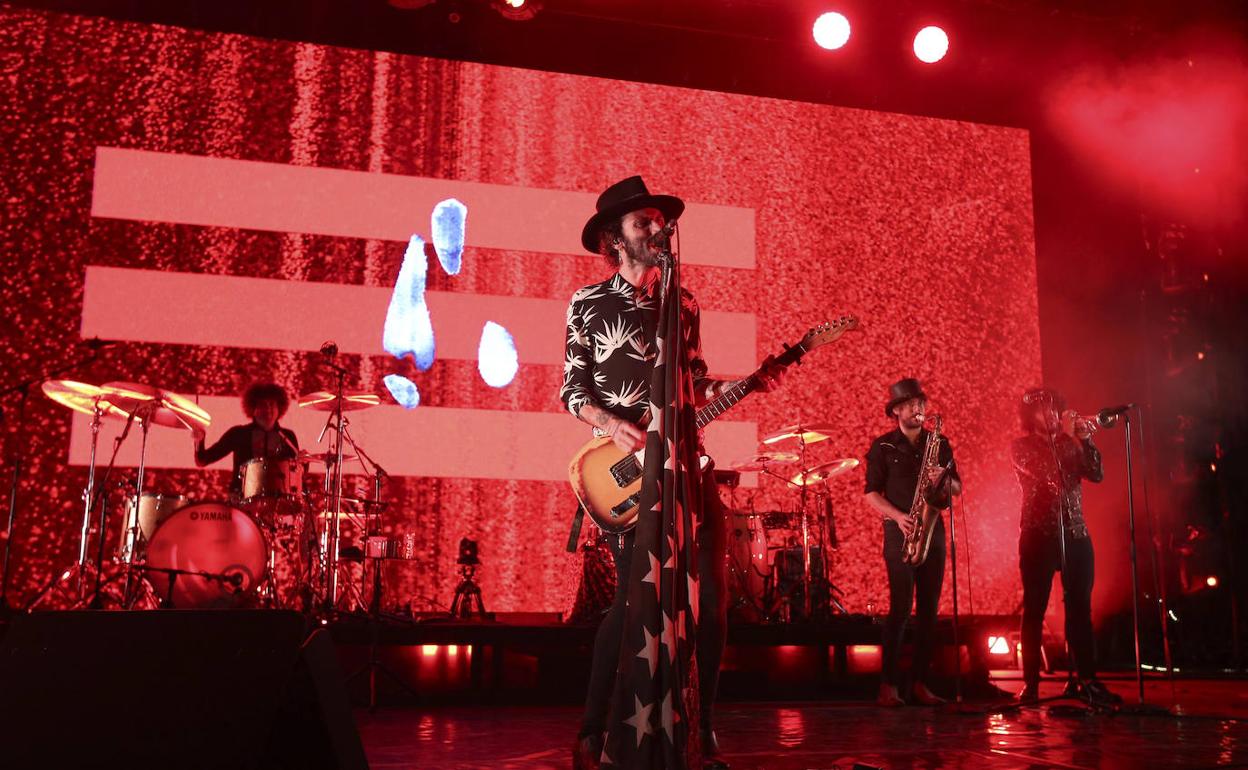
[562,176,782,769]
[1012,387,1120,707]
[863,377,961,707]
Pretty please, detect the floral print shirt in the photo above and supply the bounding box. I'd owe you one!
[560,272,712,426]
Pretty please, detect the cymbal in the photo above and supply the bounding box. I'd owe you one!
[42,380,211,432]
[729,451,799,472]
[761,422,837,446]
[297,450,359,465]
[790,457,860,486]
[298,391,382,412]
[102,382,212,432]
[42,380,131,419]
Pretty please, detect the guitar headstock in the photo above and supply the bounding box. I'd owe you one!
[800,316,860,351]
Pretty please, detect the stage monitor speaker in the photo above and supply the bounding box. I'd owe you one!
[0,610,368,769]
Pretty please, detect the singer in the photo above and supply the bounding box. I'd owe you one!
[1011,387,1122,707]
[563,176,783,770]
[191,381,300,496]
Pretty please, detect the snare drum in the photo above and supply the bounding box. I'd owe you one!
[117,492,190,561]
[145,502,268,609]
[238,457,303,504]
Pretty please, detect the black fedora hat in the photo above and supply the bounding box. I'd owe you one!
[885,377,927,417]
[580,176,685,254]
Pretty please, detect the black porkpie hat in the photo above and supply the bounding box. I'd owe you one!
[580,176,685,254]
[885,377,927,418]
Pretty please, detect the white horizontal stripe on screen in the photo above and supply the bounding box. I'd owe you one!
[80,266,758,375]
[91,147,756,268]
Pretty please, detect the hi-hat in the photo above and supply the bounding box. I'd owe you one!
[790,458,860,486]
[761,422,837,446]
[298,391,381,412]
[730,451,799,472]
[298,450,358,465]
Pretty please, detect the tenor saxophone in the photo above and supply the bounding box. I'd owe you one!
[902,415,944,566]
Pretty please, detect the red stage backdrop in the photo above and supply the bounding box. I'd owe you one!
[0,9,1040,616]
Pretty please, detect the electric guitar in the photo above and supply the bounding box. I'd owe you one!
[567,317,859,534]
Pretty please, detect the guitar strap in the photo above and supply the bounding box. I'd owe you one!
[565,504,586,553]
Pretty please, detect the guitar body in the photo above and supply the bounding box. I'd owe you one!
[565,317,859,537]
[569,437,646,535]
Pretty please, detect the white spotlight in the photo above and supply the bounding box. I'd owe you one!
[813,12,851,51]
[913,25,949,63]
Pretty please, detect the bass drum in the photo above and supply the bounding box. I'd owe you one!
[145,502,268,609]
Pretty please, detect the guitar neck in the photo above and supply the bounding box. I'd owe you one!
[695,374,761,429]
[694,340,807,428]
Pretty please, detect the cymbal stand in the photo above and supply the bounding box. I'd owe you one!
[0,347,101,616]
[815,488,847,614]
[121,403,155,606]
[795,434,813,618]
[74,403,105,599]
[317,363,350,614]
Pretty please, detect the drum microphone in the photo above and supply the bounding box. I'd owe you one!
[319,340,339,358]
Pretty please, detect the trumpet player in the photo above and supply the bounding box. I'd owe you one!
[1012,388,1121,706]
[864,378,961,707]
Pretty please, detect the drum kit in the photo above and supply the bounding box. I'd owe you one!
[725,421,859,623]
[36,378,397,615]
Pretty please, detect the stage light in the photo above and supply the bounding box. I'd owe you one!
[1206,576,1218,588]
[491,0,541,20]
[913,26,949,64]
[987,635,1011,655]
[812,12,851,50]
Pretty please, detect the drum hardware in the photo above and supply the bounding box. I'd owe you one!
[33,379,211,608]
[745,417,856,622]
[133,563,248,609]
[299,379,387,617]
[5,343,120,610]
[728,451,799,473]
[760,422,836,447]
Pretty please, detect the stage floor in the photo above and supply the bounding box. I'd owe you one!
[355,677,1248,769]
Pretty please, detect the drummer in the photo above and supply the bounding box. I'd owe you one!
[192,382,300,496]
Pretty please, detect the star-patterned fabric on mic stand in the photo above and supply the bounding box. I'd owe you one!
[601,256,703,770]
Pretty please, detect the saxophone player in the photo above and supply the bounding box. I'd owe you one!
[864,378,962,707]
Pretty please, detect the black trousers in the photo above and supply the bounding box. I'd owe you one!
[1020,532,1096,685]
[579,477,728,739]
[881,518,946,687]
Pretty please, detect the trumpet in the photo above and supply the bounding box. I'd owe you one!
[1064,410,1119,435]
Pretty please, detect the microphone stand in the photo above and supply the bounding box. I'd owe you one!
[0,348,102,616]
[1116,407,1171,713]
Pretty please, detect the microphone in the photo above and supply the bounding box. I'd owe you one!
[82,337,120,350]
[1095,403,1134,428]
[319,340,339,358]
[647,220,678,248]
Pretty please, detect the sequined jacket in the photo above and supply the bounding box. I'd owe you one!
[1011,432,1103,541]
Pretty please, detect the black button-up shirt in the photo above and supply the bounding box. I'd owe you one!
[864,427,959,515]
[560,272,712,426]
[1011,432,1102,541]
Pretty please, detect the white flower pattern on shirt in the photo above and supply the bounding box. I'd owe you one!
[561,272,710,425]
